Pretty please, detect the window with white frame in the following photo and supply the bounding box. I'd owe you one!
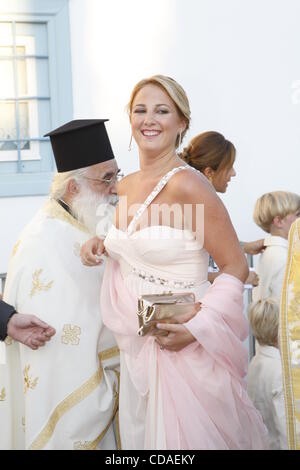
[0,22,49,165]
[0,0,73,197]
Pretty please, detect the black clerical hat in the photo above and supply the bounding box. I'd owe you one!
[44,119,115,172]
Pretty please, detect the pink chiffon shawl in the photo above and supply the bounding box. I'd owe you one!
[101,258,269,450]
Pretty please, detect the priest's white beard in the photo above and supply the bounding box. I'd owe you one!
[71,186,118,236]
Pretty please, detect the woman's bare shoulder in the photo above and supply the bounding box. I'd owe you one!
[168,167,216,203]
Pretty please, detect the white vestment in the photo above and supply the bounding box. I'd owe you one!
[0,199,120,450]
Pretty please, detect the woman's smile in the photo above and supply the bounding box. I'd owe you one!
[141,129,162,138]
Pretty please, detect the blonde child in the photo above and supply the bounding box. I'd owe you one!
[253,191,300,302]
[248,298,287,449]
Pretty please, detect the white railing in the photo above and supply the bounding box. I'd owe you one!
[246,255,256,360]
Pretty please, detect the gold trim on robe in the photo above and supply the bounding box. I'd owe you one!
[28,348,120,450]
[86,372,119,450]
[280,218,300,450]
[99,346,120,362]
[29,367,103,450]
[43,199,89,234]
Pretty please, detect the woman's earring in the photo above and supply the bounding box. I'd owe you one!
[128,134,133,152]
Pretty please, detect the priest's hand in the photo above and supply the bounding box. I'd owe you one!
[80,236,106,266]
[7,314,56,350]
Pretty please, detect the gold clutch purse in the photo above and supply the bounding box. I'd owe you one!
[137,292,201,337]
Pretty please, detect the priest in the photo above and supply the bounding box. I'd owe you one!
[0,120,121,450]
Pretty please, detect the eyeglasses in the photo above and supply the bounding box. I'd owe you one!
[83,169,124,186]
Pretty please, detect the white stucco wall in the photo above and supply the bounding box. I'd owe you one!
[68,0,300,240]
[1,0,300,273]
[0,196,46,273]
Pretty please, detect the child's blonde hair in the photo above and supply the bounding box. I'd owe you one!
[253,191,300,233]
[248,298,279,347]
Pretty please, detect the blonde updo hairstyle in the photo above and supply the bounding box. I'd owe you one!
[180,131,236,174]
[127,75,191,148]
[253,191,300,233]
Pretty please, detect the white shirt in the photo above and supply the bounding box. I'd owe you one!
[253,235,288,302]
[247,345,287,450]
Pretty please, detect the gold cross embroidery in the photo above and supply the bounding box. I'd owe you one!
[0,388,6,401]
[30,269,54,298]
[23,365,39,395]
[61,324,81,346]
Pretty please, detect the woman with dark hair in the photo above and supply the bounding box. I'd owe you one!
[180,131,237,194]
[180,131,263,285]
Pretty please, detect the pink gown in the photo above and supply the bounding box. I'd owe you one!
[101,166,269,450]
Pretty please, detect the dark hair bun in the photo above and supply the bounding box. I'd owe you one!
[180,147,190,162]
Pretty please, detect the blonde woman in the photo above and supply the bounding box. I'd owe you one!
[81,75,268,449]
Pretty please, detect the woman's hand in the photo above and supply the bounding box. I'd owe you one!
[80,236,105,266]
[153,323,196,352]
